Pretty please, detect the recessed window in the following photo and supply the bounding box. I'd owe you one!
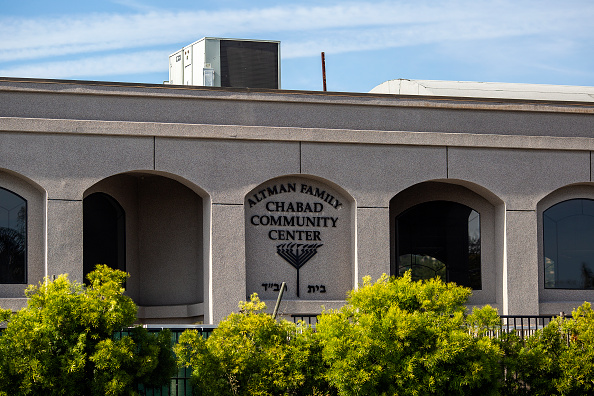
[0,187,27,284]
[544,198,594,289]
[396,201,481,289]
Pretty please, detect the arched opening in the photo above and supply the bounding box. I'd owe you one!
[537,184,594,313]
[84,172,205,322]
[0,187,27,284]
[390,180,501,306]
[83,192,125,281]
[395,200,481,289]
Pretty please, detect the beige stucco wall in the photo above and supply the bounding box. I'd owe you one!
[0,78,593,323]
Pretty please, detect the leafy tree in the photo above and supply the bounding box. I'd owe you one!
[175,293,332,396]
[316,272,502,396]
[0,265,176,396]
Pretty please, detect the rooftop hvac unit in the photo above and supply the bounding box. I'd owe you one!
[169,37,280,89]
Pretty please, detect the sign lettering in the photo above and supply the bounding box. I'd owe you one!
[245,178,352,301]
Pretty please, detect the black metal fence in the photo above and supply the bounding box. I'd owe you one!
[290,313,319,325]
[290,313,572,339]
[498,314,571,339]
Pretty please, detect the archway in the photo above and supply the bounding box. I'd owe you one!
[537,184,594,312]
[84,172,206,315]
[390,180,502,306]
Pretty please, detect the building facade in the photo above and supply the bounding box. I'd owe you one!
[0,77,593,324]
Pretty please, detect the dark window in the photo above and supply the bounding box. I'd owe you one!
[83,193,125,281]
[544,198,594,289]
[0,187,27,284]
[396,201,481,289]
[219,40,279,89]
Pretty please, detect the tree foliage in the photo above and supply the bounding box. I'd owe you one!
[316,272,502,396]
[0,265,176,396]
[175,293,331,396]
[6,266,594,395]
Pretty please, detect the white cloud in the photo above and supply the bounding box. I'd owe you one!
[281,18,541,59]
[0,50,167,79]
[0,0,592,81]
[1,0,591,61]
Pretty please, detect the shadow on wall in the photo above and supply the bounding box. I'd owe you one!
[84,172,204,307]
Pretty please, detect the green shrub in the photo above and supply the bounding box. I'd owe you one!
[0,265,176,396]
[316,272,502,396]
[518,319,566,395]
[495,331,526,396]
[176,293,332,396]
[498,303,594,396]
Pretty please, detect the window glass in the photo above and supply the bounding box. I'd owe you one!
[396,201,481,289]
[0,187,27,283]
[544,199,594,289]
[83,192,125,282]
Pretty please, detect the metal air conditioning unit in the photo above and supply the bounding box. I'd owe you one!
[168,37,280,89]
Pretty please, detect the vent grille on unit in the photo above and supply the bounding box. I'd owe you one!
[220,40,279,89]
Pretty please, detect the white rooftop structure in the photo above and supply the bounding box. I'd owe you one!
[370,79,594,102]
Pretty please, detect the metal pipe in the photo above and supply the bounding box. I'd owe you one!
[321,52,327,91]
[272,282,286,319]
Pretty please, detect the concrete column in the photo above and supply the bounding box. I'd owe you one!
[47,199,83,283]
[504,209,539,315]
[494,203,506,312]
[357,207,390,284]
[210,203,246,324]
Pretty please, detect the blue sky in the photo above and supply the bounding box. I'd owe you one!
[1,0,593,92]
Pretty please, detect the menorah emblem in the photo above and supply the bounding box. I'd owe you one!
[276,243,323,297]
